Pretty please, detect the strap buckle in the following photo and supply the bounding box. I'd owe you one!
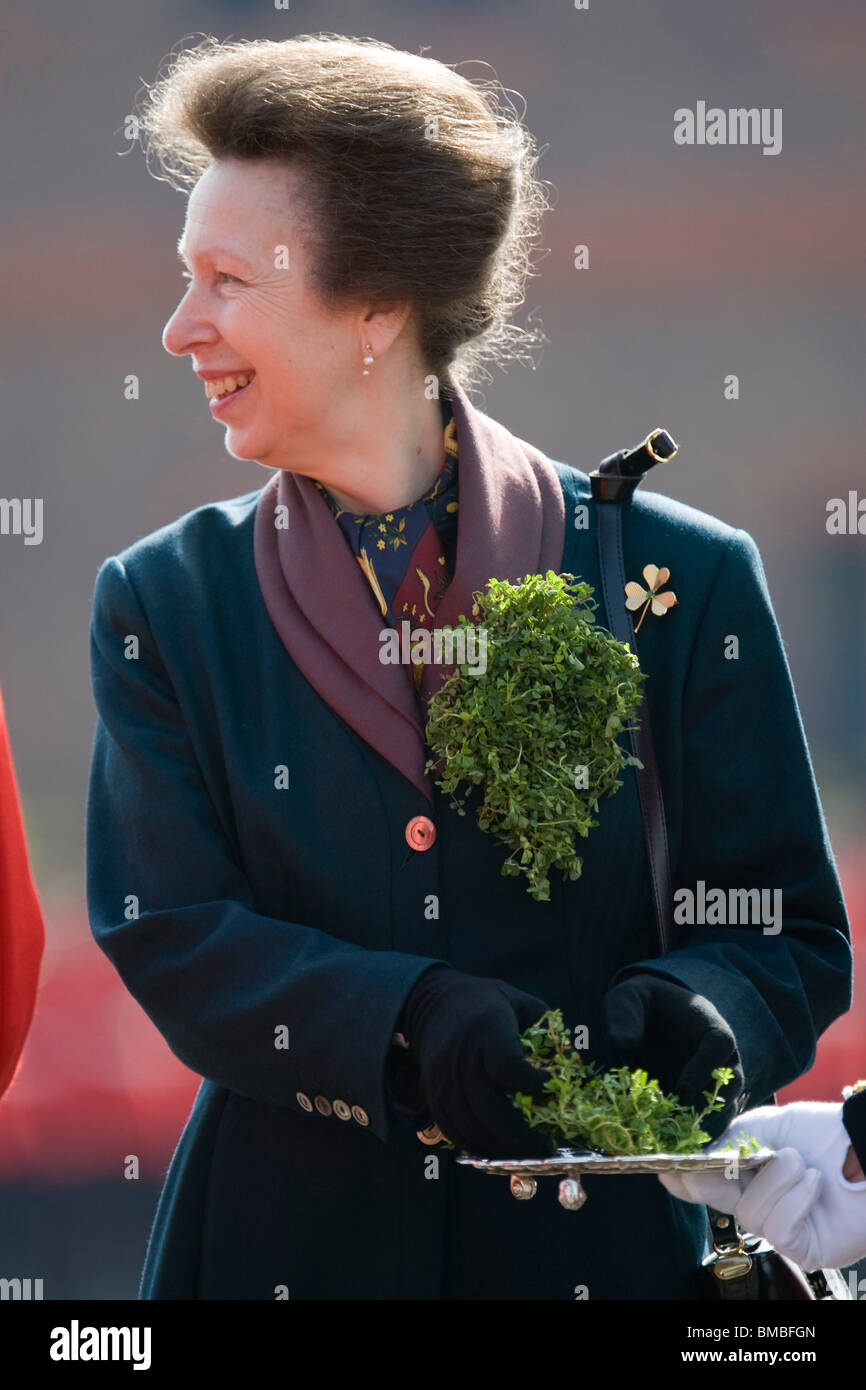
[643,428,678,464]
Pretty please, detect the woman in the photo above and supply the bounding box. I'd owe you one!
[87,35,852,1300]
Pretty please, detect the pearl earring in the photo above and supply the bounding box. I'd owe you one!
[362,343,374,376]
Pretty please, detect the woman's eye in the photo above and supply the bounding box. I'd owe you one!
[179,270,241,284]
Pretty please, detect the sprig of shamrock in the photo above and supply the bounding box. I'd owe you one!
[423,571,646,901]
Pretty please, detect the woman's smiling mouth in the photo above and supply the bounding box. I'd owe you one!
[202,371,256,414]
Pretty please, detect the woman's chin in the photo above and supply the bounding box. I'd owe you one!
[222,428,262,462]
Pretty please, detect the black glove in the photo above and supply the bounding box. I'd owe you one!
[393,965,553,1158]
[601,973,744,1137]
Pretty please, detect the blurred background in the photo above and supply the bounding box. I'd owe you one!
[0,0,863,1297]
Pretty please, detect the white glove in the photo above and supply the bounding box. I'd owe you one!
[658,1101,866,1270]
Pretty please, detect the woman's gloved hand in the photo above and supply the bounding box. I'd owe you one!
[601,973,744,1137]
[658,1102,866,1270]
[394,964,553,1158]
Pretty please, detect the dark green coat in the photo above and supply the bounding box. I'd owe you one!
[86,458,852,1300]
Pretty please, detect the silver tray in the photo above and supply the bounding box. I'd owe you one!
[457,1146,775,1210]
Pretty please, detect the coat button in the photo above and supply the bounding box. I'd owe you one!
[296,1091,313,1112]
[405,815,436,851]
[351,1105,370,1127]
[416,1124,444,1146]
[333,1099,352,1121]
[314,1095,333,1117]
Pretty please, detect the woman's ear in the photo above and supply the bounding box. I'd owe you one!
[361,300,415,359]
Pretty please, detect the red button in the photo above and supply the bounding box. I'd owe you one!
[405,815,436,851]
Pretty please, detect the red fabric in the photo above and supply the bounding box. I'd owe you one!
[0,687,45,1099]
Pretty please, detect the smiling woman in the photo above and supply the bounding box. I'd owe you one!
[85,33,852,1302]
[145,34,547,512]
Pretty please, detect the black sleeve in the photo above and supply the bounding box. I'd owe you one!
[843,1088,866,1172]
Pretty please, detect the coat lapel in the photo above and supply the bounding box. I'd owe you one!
[253,382,566,802]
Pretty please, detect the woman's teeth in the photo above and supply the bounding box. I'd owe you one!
[204,372,254,399]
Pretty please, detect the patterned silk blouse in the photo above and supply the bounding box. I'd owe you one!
[313,396,459,691]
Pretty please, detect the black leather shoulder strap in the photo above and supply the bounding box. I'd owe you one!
[589,437,812,1283]
[590,448,674,957]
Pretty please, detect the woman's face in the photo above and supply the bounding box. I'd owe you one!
[163,157,375,470]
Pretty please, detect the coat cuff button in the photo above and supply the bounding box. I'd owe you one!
[333,1099,352,1121]
[314,1095,333,1117]
[296,1091,313,1112]
[351,1105,370,1127]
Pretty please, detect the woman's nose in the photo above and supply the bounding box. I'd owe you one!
[162,292,218,358]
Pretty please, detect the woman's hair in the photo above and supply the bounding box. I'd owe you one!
[140,33,550,393]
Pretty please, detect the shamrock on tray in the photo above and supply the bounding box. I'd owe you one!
[511,1010,760,1157]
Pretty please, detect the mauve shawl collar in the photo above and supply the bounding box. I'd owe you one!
[253,381,566,804]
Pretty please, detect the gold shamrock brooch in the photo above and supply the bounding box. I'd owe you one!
[624,564,678,632]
